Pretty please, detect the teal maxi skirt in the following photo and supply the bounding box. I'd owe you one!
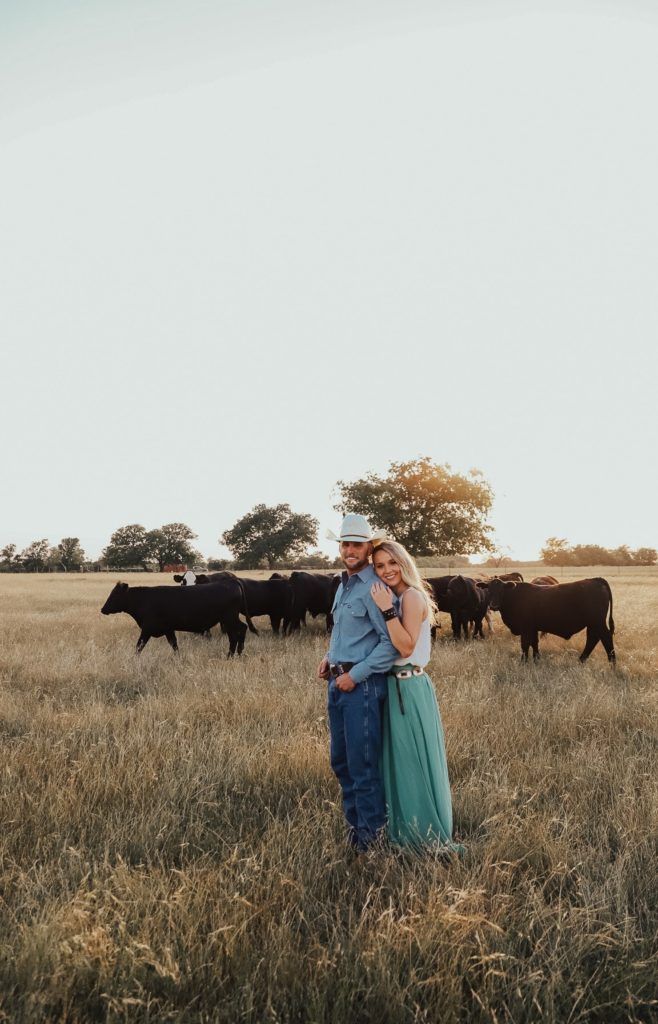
[381,666,463,852]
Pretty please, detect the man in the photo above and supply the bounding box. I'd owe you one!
[317,514,398,852]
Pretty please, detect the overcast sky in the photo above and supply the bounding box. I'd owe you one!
[2,0,657,561]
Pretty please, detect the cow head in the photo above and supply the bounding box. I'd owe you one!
[178,570,198,586]
[101,582,129,614]
[486,577,516,611]
[446,575,467,605]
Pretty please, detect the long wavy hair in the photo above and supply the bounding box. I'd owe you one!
[372,540,438,622]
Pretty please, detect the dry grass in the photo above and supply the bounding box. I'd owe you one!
[0,569,656,1023]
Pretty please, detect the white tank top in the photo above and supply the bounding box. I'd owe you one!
[394,590,432,667]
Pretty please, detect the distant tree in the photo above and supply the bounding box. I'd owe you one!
[207,558,234,571]
[541,538,572,565]
[334,457,494,557]
[632,547,657,566]
[147,523,200,572]
[221,504,319,569]
[102,524,153,569]
[20,539,51,572]
[483,542,513,568]
[55,537,86,571]
[570,544,615,566]
[0,544,18,570]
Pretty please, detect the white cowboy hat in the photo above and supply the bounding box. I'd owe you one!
[326,513,373,543]
[327,512,392,544]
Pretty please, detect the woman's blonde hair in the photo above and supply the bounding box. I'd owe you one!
[372,540,438,622]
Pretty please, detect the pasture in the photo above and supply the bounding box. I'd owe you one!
[0,568,656,1023]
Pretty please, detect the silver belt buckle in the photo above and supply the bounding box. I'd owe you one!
[395,666,423,679]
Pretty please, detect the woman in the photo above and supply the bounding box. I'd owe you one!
[371,539,463,853]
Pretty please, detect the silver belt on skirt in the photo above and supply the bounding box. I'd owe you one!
[390,665,425,713]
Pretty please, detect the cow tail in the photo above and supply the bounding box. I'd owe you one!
[236,577,259,634]
[602,578,615,635]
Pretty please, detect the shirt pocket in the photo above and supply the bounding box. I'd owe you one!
[347,599,368,619]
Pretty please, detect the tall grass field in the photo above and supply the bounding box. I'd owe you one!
[0,568,656,1023]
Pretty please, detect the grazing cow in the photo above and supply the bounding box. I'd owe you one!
[100,579,249,656]
[530,575,559,586]
[486,577,615,663]
[426,576,457,638]
[426,575,493,638]
[173,571,292,634]
[289,572,341,633]
[446,575,492,639]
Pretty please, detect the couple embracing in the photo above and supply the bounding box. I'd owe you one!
[317,514,463,855]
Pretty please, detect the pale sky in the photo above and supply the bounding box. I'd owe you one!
[2,0,657,562]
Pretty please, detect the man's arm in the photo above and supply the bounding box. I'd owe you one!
[348,592,398,684]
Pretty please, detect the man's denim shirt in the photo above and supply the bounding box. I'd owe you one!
[327,564,398,684]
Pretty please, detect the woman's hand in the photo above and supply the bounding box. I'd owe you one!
[371,581,394,611]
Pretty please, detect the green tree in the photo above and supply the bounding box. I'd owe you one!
[102,524,153,569]
[221,504,318,568]
[55,537,86,571]
[0,544,18,570]
[20,539,51,572]
[148,523,200,571]
[333,457,493,557]
[541,537,572,565]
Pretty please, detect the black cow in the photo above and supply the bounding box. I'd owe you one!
[486,577,615,663]
[100,579,248,656]
[446,575,491,639]
[288,572,341,633]
[174,571,292,634]
[490,571,525,583]
[426,575,468,639]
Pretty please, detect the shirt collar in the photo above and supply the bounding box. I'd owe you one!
[341,565,372,585]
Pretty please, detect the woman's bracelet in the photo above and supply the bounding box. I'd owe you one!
[382,607,398,621]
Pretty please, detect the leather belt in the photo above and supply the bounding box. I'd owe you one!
[329,662,355,676]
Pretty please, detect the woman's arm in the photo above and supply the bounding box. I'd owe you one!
[371,584,424,659]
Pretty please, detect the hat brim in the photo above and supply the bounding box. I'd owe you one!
[326,528,372,543]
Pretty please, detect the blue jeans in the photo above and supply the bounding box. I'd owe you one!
[327,673,388,850]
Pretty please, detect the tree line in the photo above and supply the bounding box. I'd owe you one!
[1,460,654,571]
[541,537,657,566]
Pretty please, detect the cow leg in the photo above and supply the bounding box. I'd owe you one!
[473,616,485,639]
[599,627,616,665]
[270,616,281,635]
[236,620,247,655]
[579,627,600,663]
[520,634,532,662]
[165,631,179,652]
[530,631,540,661]
[326,613,334,633]
[136,631,151,654]
[485,610,494,635]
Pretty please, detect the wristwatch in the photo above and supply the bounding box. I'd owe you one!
[382,607,398,621]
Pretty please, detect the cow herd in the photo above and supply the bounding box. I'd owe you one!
[100,568,616,666]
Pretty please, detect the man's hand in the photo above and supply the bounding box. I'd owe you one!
[317,657,330,680]
[336,672,356,693]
